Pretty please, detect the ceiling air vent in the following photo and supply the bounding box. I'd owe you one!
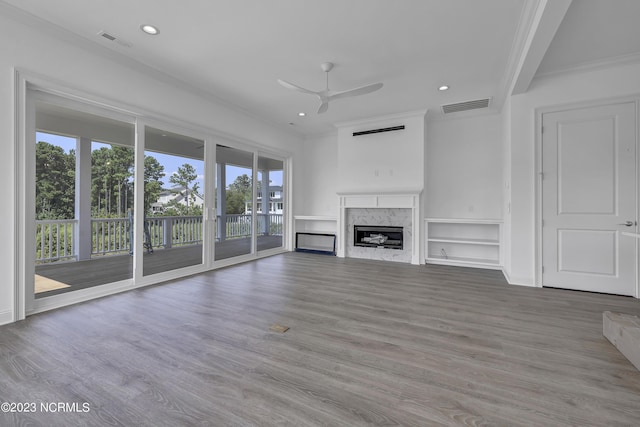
[99,31,116,41]
[97,31,132,48]
[441,98,491,114]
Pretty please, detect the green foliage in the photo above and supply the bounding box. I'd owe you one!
[169,163,199,210]
[91,145,135,217]
[36,142,165,219]
[144,156,165,213]
[229,173,251,194]
[225,173,252,214]
[162,200,203,217]
[36,141,76,219]
[225,191,247,215]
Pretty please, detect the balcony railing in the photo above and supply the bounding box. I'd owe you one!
[36,213,283,263]
[36,219,76,263]
[216,214,283,240]
[260,213,284,236]
[93,217,130,255]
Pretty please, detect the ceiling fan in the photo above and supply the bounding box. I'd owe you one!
[277,62,383,114]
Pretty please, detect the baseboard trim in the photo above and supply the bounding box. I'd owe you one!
[502,269,535,287]
[502,268,511,283]
[509,281,536,287]
[0,309,14,325]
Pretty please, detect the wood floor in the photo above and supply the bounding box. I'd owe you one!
[3,252,640,426]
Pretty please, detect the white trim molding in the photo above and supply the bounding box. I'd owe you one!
[502,269,536,287]
[0,310,13,326]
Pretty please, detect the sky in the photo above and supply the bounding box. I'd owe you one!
[37,132,282,195]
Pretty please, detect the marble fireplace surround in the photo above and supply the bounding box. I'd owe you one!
[337,191,422,264]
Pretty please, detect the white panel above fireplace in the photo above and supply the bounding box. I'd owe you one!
[343,195,377,208]
[336,110,427,194]
[339,192,422,209]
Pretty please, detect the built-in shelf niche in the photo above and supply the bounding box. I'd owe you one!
[293,216,337,234]
[293,216,337,255]
[425,219,502,269]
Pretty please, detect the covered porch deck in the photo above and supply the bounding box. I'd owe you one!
[35,235,283,297]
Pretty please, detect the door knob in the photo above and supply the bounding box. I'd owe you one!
[618,221,635,226]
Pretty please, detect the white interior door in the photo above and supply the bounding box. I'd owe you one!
[542,102,637,296]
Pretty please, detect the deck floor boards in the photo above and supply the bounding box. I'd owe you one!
[35,235,282,296]
[3,252,640,426]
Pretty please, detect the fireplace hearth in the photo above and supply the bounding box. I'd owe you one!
[354,225,403,250]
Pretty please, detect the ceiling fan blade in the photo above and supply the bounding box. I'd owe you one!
[317,100,329,114]
[277,79,318,95]
[329,82,383,101]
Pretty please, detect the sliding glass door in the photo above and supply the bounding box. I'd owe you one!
[25,88,288,317]
[215,145,254,260]
[142,126,205,276]
[256,155,284,253]
[213,146,287,261]
[33,100,135,298]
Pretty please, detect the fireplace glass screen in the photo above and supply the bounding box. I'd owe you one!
[354,225,403,250]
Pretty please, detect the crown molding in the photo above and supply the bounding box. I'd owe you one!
[532,52,640,83]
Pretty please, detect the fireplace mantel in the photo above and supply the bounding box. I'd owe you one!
[337,190,422,264]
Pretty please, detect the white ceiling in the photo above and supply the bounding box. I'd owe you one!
[5,0,640,136]
[537,0,640,76]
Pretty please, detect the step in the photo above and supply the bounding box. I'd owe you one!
[603,311,640,371]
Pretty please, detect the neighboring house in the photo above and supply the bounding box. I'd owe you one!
[151,186,204,214]
[244,185,283,215]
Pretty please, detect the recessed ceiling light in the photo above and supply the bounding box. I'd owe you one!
[438,85,450,91]
[298,112,306,117]
[141,25,159,35]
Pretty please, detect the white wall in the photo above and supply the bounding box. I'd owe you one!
[336,112,426,193]
[0,6,301,324]
[294,133,339,217]
[426,114,503,219]
[507,61,640,286]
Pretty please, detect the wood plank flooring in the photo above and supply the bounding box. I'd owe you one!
[3,252,640,426]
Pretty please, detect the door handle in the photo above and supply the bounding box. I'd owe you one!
[618,221,635,226]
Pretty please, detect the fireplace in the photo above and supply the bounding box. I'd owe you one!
[354,225,403,250]
[337,191,422,264]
